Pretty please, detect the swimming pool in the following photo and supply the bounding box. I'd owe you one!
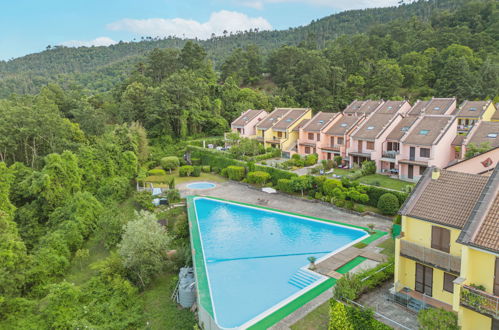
[190,197,369,329]
[186,182,216,189]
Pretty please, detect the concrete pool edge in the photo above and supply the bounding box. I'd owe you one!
[186,195,387,329]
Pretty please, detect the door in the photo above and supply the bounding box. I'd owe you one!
[415,263,433,297]
[410,147,416,161]
[408,165,414,179]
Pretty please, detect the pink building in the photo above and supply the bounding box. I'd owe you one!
[453,121,499,159]
[348,101,412,167]
[297,112,338,156]
[406,97,456,116]
[319,114,365,163]
[343,99,384,117]
[398,115,457,181]
[230,109,268,137]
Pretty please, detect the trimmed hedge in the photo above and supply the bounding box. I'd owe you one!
[276,179,294,193]
[377,193,400,215]
[363,186,408,207]
[179,165,194,177]
[226,166,245,181]
[192,166,201,177]
[246,171,271,185]
[147,168,166,176]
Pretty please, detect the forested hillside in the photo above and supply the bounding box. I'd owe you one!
[0,0,495,96]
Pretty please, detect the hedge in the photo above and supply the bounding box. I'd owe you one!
[363,186,408,207]
[147,168,166,176]
[377,193,400,215]
[276,179,294,193]
[226,166,245,181]
[179,165,194,177]
[246,171,271,185]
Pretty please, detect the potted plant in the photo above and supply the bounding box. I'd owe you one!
[308,256,317,270]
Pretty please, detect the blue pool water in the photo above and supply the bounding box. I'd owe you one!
[187,182,216,189]
[193,197,368,329]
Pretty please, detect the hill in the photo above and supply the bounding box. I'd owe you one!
[0,0,487,96]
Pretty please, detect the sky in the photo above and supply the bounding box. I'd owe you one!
[0,0,402,61]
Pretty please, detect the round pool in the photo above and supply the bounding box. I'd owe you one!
[186,182,216,190]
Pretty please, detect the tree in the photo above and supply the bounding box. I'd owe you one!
[118,211,172,288]
[291,175,314,197]
[368,59,404,98]
[180,41,207,71]
[160,156,180,173]
[465,142,492,159]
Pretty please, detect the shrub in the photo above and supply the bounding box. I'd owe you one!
[322,179,343,196]
[333,272,362,301]
[304,154,318,166]
[345,200,355,210]
[315,192,323,200]
[261,161,267,165]
[334,155,343,167]
[276,179,294,193]
[147,168,166,176]
[165,189,181,203]
[201,165,211,173]
[192,166,201,177]
[354,204,365,213]
[191,158,201,165]
[179,165,194,177]
[226,166,245,181]
[361,160,376,175]
[291,153,301,161]
[377,193,400,215]
[133,191,154,211]
[246,171,271,185]
[329,300,354,330]
[348,170,364,180]
[220,168,228,177]
[160,156,180,173]
[418,308,459,330]
[333,198,346,208]
[364,186,408,207]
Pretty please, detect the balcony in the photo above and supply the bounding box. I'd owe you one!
[256,136,265,141]
[266,137,286,144]
[382,151,399,159]
[399,240,461,274]
[460,284,499,319]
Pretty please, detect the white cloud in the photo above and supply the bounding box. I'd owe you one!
[240,0,405,10]
[241,1,264,10]
[107,10,272,39]
[61,37,117,47]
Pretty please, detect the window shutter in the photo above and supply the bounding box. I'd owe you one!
[495,258,499,296]
[441,228,450,253]
[431,226,441,251]
[443,273,457,293]
[424,266,433,296]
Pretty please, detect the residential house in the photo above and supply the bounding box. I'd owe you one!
[256,108,312,155]
[394,166,499,330]
[343,99,384,116]
[348,101,411,167]
[492,104,499,122]
[398,115,456,181]
[297,112,338,156]
[445,147,499,176]
[230,109,268,138]
[319,114,366,163]
[454,121,499,159]
[454,100,496,133]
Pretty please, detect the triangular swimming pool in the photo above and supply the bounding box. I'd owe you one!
[189,197,369,329]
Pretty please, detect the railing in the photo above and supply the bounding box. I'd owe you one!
[256,136,265,141]
[382,151,399,159]
[399,240,461,274]
[460,285,499,319]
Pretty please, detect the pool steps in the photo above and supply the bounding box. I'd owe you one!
[288,270,320,289]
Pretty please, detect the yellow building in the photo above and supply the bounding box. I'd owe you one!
[455,100,497,133]
[395,165,499,330]
[255,108,312,156]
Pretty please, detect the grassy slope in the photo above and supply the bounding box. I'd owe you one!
[290,301,330,330]
[145,169,227,187]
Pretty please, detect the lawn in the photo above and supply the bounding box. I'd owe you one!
[141,272,196,330]
[290,300,329,330]
[145,168,227,188]
[328,168,352,176]
[377,238,395,257]
[359,174,413,191]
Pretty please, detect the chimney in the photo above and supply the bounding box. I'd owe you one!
[432,167,441,180]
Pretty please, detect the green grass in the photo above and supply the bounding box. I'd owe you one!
[290,300,329,330]
[141,272,196,330]
[156,206,187,232]
[358,174,413,191]
[353,242,368,249]
[328,168,352,176]
[145,169,227,188]
[377,238,395,257]
[65,236,111,285]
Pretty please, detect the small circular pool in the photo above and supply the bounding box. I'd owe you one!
[186,182,216,190]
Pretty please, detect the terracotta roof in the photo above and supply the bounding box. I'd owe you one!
[402,169,489,228]
[375,100,409,114]
[272,109,310,131]
[232,109,267,127]
[467,121,499,148]
[454,100,491,118]
[351,113,398,141]
[386,116,418,141]
[302,112,337,132]
[256,108,290,130]
[424,98,456,115]
[457,165,499,253]
[402,115,454,146]
[293,119,310,132]
[408,100,430,116]
[325,115,363,136]
[344,100,384,115]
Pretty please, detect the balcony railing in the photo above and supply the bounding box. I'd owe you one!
[382,151,399,159]
[399,240,461,274]
[460,284,499,319]
[256,136,265,141]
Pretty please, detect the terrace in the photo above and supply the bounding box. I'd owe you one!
[460,284,499,319]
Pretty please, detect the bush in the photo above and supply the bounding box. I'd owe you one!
[160,156,180,173]
[276,179,294,193]
[345,200,355,210]
[354,204,365,213]
[133,191,154,211]
[192,166,201,177]
[147,168,166,176]
[179,165,194,177]
[246,171,271,185]
[220,168,228,177]
[226,166,245,181]
[165,189,181,203]
[201,165,211,173]
[333,198,346,208]
[361,160,376,175]
[364,186,408,207]
[418,308,459,330]
[377,193,400,215]
[322,179,343,196]
[191,158,201,165]
[334,155,343,167]
[304,154,318,166]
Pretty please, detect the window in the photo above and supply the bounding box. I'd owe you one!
[277,131,283,138]
[419,129,430,135]
[341,123,348,127]
[469,107,477,111]
[387,142,399,152]
[420,148,430,158]
[415,263,433,296]
[431,226,450,253]
[337,137,344,145]
[419,166,427,175]
[367,126,375,130]
[434,107,441,111]
[366,142,374,150]
[358,141,362,151]
[401,126,409,132]
[305,146,310,154]
[317,134,320,141]
[443,273,457,293]
[308,133,314,140]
